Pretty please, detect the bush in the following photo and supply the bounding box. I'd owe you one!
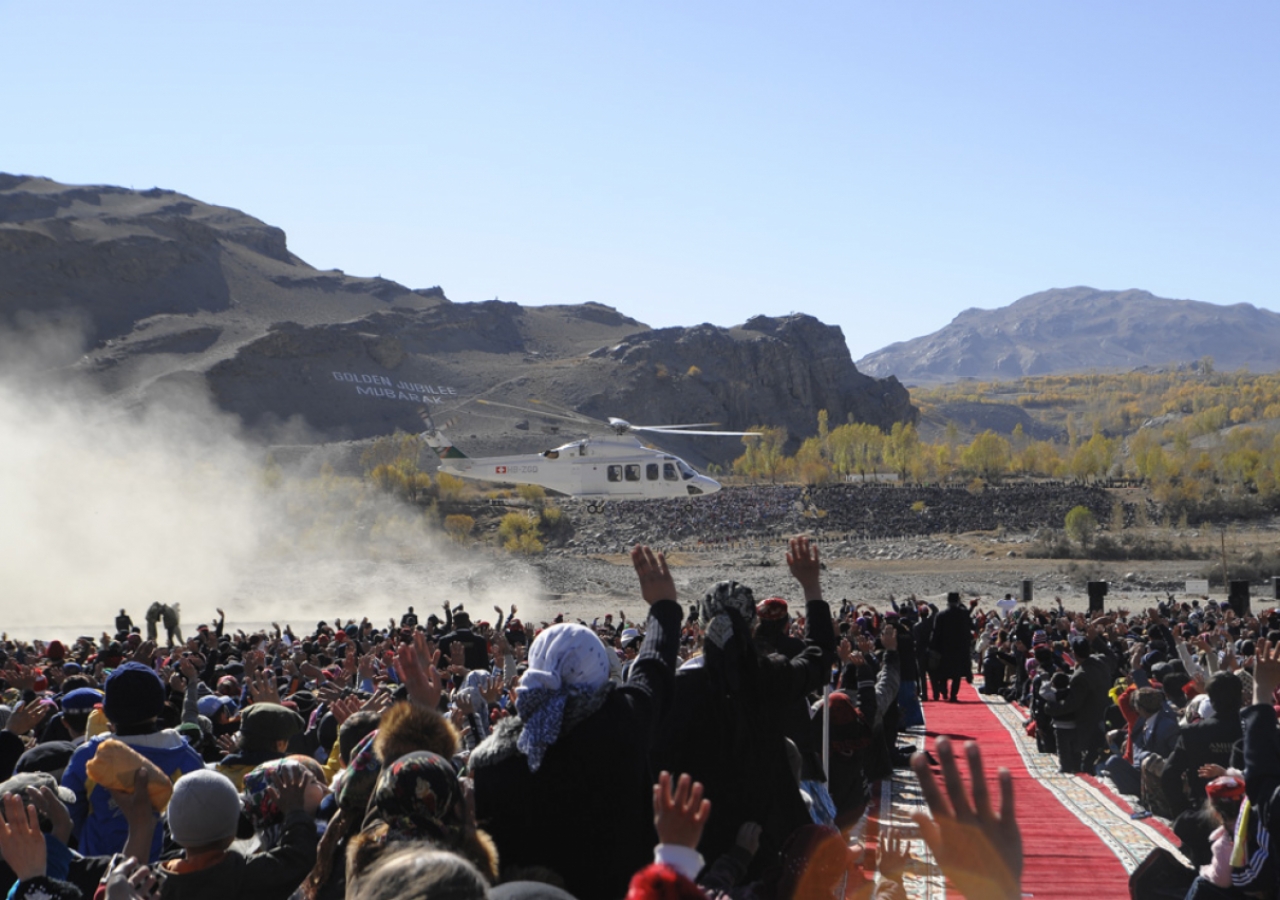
[436,473,467,503]
[443,514,475,543]
[517,483,547,506]
[498,512,544,554]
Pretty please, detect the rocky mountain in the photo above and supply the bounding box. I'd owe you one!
[857,287,1280,383]
[0,174,914,463]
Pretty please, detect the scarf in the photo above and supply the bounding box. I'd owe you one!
[515,623,612,772]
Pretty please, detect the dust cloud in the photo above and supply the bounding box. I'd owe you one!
[0,322,544,641]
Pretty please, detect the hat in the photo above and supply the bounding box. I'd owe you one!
[14,741,75,778]
[62,662,82,675]
[453,611,472,628]
[0,771,77,806]
[103,662,166,725]
[198,695,236,719]
[61,687,104,713]
[240,703,305,750]
[1134,688,1165,715]
[1206,775,1246,803]
[757,597,790,622]
[167,769,242,847]
[46,641,66,662]
[619,628,641,649]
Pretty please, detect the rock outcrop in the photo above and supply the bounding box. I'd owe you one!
[1,173,915,459]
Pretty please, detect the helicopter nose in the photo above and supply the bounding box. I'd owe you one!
[687,476,721,496]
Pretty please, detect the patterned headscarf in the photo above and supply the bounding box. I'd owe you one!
[332,729,381,814]
[361,751,465,844]
[242,758,307,848]
[698,581,757,650]
[516,623,612,772]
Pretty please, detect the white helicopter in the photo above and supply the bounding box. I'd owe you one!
[417,400,758,500]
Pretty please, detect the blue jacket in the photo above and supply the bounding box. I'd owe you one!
[61,730,205,860]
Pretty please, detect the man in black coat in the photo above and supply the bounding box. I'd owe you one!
[930,593,974,702]
[652,536,838,876]
[1042,636,1111,772]
[438,610,490,672]
[1162,672,1243,817]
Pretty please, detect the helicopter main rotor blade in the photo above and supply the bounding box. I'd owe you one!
[635,422,721,430]
[474,398,597,426]
[630,426,761,437]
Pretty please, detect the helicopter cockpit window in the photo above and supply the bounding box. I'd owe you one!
[625,464,641,482]
[678,460,697,480]
[607,465,622,482]
[663,463,678,481]
[542,450,560,459]
[579,445,587,456]
[646,463,659,481]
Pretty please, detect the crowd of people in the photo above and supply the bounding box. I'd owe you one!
[5,535,1279,900]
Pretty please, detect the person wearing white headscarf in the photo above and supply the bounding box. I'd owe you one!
[470,546,682,899]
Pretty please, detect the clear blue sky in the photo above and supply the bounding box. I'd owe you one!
[4,2,1277,359]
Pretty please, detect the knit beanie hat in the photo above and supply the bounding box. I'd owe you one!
[167,769,242,847]
[103,662,166,725]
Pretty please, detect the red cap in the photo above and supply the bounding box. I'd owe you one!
[757,597,790,622]
[1206,775,1246,802]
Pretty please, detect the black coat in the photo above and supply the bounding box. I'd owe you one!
[1162,712,1242,814]
[1044,654,1111,746]
[930,604,973,679]
[651,597,837,874]
[471,599,680,900]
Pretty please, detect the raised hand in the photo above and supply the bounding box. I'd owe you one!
[397,631,445,710]
[631,545,676,606]
[481,674,505,706]
[4,699,52,736]
[361,688,394,717]
[1252,638,1280,705]
[247,669,281,705]
[104,856,161,900]
[911,737,1021,900]
[448,641,469,675]
[328,695,362,726]
[735,821,762,855]
[878,831,912,882]
[267,762,313,815]
[653,771,711,850]
[0,794,46,881]
[881,623,899,652]
[786,535,822,600]
[26,785,73,845]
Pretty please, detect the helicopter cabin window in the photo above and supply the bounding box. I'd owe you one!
[607,465,622,482]
[542,450,560,459]
[646,463,659,481]
[625,464,641,482]
[663,463,678,481]
[579,445,587,456]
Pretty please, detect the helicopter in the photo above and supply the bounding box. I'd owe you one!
[417,400,758,501]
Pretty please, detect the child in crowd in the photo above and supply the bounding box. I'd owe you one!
[157,765,319,900]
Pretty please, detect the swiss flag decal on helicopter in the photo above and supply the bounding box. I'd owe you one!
[495,465,507,474]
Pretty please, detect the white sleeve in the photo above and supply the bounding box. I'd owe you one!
[654,844,706,882]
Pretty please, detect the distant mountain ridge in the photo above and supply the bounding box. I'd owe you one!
[0,174,913,462]
[857,287,1280,383]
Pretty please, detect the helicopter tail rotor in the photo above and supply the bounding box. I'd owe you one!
[417,407,467,459]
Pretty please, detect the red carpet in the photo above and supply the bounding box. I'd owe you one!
[920,681,1133,899]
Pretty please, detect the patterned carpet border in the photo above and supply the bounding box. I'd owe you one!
[973,690,1188,873]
